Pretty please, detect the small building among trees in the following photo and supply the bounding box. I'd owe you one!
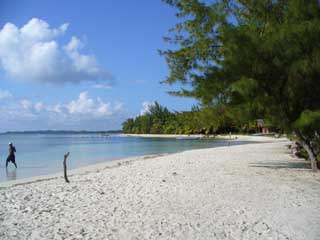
[256,119,269,134]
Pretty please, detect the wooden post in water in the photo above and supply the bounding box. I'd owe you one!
[63,152,70,183]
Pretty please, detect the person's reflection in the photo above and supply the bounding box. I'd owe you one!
[6,167,17,181]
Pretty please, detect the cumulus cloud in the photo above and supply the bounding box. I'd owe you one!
[0,92,124,125]
[0,18,111,84]
[0,89,13,99]
[140,101,155,116]
[20,99,33,110]
[66,92,116,117]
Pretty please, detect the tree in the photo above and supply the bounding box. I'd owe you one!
[122,118,135,133]
[294,110,320,170]
[121,102,240,135]
[161,0,320,170]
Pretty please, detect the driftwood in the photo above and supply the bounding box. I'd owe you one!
[63,152,70,183]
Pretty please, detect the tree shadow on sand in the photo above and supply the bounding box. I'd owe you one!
[250,160,311,170]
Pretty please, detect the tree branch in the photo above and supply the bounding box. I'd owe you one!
[63,152,70,183]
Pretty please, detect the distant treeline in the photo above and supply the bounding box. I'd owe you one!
[122,102,264,135]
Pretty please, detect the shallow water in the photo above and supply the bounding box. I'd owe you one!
[0,133,237,182]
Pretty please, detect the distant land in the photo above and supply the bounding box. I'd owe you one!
[0,130,122,135]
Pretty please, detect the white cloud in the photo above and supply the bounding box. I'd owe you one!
[47,103,63,114]
[0,18,111,84]
[0,89,13,99]
[0,92,124,124]
[140,101,155,116]
[66,91,115,117]
[34,102,44,112]
[20,99,33,110]
[64,36,83,52]
[20,18,68,41]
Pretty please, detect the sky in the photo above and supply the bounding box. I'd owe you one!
[0,0,197,132]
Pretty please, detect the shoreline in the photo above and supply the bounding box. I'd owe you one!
[0,135,270,188]
[122,133,253,140]
[122,134,206,139]
[0,153,169,189]
[1,136,319,239]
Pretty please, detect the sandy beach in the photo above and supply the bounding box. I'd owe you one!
[123,133,239,140]
[122,134,206,139]
[0,136,319,240]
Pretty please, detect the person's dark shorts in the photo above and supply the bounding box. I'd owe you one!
[6,155,15,163]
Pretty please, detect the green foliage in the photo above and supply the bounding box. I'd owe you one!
[294,110,320,159]
[122,102,251,135]
[161,0,320,168]
[294,110,320,137]
[162,0,320,124]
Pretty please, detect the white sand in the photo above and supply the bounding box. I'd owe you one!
[0,136,319,240]
[122,133,206,139]
[122,133,238,139]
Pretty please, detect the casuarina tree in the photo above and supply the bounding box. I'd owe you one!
[161,0,320,170]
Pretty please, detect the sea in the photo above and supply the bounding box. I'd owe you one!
[0,133,240,182]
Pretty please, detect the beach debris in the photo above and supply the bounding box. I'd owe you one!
[63,152,70,183]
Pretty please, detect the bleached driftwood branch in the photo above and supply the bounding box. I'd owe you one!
[63,152,70,183]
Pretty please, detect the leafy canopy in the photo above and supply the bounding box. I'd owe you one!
[161,0,320,133]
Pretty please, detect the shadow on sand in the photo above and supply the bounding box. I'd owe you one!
[250,160,311,170]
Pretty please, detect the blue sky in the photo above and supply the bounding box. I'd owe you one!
[0,0,196,131]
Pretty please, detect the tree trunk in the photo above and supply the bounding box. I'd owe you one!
[299,139,318,172]
[63,152,70,183]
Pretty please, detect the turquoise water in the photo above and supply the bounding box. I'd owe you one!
[0,133,238,182]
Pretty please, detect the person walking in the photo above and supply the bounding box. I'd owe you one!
[6,142,17,168]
